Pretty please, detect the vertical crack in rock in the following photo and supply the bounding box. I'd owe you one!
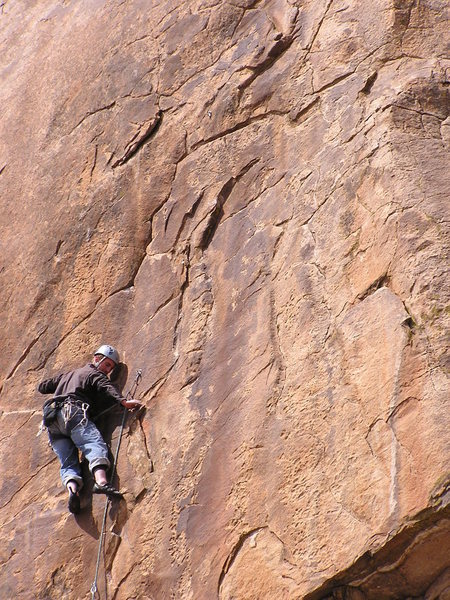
[179,261,215,389]
[89,144,98,181]
[199,158,260,251]
[237,34,294,97]
[386,292,421,522]
[354,284,414,521]
[199,179,235,251]
[110,561,142,600]
[306,0,335,53]
[267,286,287,413]
[218,527,266,594]
[137,416,152,467]
[172,191,204,248]
[173,244,192,357]
[126,409,153,476]
[364,417,385,458]
[112,109,162,167]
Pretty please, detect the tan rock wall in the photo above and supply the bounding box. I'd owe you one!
[0,1,448,598]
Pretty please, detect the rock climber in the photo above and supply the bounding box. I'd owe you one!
[38,344,143,514]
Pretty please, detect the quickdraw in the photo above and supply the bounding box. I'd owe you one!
[62,399,90,428]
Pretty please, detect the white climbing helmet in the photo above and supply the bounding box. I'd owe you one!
[94,344,120,365]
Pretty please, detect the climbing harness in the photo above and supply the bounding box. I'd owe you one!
[37,396,89,435]
[90,369,143,600]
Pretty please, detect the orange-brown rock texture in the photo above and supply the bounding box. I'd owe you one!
[0,1,449,599]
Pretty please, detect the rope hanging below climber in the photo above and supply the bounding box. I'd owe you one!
[90,368,143,600]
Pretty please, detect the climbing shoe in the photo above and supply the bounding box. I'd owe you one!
[92,483,123,499]
[68,489,81,514]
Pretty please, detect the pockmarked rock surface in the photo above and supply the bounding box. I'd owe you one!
[0,1,449,598]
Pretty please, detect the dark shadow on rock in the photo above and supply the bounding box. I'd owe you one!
[74,502,100,538]
[109,495,128,533]
[72,461,100,538]
[110,362,129,394]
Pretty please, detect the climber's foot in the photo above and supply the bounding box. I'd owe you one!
[92,483,123,499]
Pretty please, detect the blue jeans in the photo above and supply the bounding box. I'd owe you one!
[47,404,110,489]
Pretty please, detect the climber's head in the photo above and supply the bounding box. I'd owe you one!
[93,344,120,375]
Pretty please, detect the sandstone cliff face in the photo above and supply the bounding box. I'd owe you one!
[0,1,448,599]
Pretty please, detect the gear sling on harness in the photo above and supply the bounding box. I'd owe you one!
[42,395,66,426]
[90,369,143,600]
[42,396,89,428]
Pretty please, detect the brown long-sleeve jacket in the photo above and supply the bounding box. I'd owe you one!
[38,363,124,418]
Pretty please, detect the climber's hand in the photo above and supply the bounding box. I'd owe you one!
[121,398,144,410]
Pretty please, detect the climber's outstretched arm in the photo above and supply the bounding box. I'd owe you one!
[121,397,143,410]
